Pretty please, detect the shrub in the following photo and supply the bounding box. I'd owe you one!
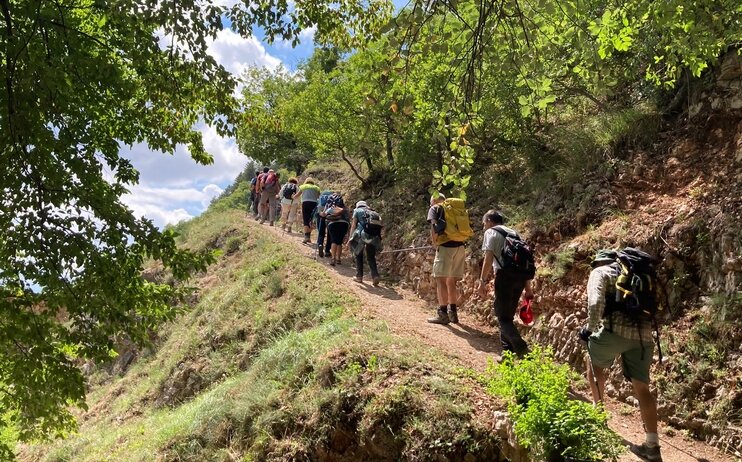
[482,347,623,461]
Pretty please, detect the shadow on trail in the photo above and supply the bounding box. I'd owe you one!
[444,322,502,356]
[321,254,405,300]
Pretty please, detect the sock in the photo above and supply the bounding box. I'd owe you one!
[449,304,457,311]
[645,432,659,447]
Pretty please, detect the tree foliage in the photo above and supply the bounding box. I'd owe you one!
[235,0,741,198]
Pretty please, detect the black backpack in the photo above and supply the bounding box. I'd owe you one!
[362,208,383,236]
[493,226,536,280]
[605,248,659,323]
[282,183,297,200]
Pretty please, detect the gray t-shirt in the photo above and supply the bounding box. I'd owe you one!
[298,184,321,203]
[482,225,518,271]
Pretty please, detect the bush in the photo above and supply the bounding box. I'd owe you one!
[482,347,623,461]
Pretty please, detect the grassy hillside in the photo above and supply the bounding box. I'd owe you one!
[19,203,502,461]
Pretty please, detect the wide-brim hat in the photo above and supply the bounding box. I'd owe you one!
[355,200,368,208]
[591,249,618,268]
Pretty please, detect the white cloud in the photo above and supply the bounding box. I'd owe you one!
[207,29,282,77]
[201,184,224,208]
[122,183,226,228]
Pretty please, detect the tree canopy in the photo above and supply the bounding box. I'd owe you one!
[235,0,741,196]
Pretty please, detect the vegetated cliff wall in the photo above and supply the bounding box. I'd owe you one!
[385,52,742,456]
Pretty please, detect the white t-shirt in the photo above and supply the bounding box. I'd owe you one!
[482,225,518,271]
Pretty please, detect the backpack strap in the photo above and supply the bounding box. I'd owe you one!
[491,226,509,269]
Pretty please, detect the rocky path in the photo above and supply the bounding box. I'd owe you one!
[258,219,734,462]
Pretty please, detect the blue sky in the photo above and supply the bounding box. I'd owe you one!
[120,16,317,228]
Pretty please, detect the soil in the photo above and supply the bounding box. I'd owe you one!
[258,220,737,462]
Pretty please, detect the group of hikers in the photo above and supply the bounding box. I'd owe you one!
[249,168,384,285]
[250,169,664,462]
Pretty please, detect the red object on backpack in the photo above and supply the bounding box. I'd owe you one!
[519,299,534,325]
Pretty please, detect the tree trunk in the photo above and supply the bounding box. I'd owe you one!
[340,150,367,187]
[385,119,395,166]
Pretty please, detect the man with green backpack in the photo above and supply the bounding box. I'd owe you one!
[426,194,474,325]
[579,248,663,462]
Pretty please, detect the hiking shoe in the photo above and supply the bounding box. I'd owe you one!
[353,276,363,283]
[372,276,380,287]
[629,443,662,462]
[427,308,450,325]
[448,307,459,324]
[318,248,324,258]
[330,260,336,267]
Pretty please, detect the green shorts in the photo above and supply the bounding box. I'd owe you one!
[588,328,653,384]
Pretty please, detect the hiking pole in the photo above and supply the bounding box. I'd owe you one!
[586,341,604,403]
[379,246,434,254]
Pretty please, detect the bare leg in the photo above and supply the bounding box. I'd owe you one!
[445,277,458,305]
[631,379,658,433]
[435,278,447,306]
[586,358,606,404]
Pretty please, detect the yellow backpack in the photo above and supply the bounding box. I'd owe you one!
[435,198,473,245]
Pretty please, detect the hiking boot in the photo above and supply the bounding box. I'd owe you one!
[353,276,363,283]
[448,306,459,324]
[427,307,450,325]
[629,443,662,462]
[269,221,274,226]
[318,247,324,258]
[372,276,380,287]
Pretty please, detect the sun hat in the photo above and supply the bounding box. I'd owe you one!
[355,200,368,208]
[591,249,618,268]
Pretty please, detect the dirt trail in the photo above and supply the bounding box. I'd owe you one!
[258,220,734,462]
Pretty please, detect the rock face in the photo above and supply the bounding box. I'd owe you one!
[385,54,742,457]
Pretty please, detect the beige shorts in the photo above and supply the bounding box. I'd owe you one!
[432,245,465,278]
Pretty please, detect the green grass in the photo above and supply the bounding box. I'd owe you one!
[20,200,501,462]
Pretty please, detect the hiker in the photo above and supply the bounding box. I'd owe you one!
[293,177,321,243]
[249,171,260,218]
[256,167,269,220]
[315,189,334,258]
[426,194,472,325]
[580,249,663,462]
[278,177,300,233]
[260,169,280,226]
[475,210,535,356]
[321,192,350,266]
[347,200,382,285]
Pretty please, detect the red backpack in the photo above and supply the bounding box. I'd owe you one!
[263,172,278,192]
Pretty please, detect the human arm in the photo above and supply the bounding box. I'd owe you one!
[523,279,534,300]
[476,250,495,298]
[427,205,441,247]
[580,268,607,341]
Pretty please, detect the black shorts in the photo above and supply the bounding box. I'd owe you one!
[327,221,349,245]
[301,201,317,227]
